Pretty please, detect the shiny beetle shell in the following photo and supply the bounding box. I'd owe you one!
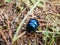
[26,19,39,32]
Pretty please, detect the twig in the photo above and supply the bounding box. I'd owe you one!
[4,14,12,45]
[0,30,8,45]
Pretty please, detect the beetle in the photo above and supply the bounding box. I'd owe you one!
[26,19,39,33]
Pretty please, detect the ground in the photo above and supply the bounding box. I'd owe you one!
[0,0,60,45]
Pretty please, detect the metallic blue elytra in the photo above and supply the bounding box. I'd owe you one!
[26,19,39,32]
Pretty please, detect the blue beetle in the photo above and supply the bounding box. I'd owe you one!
[26,19,39,32]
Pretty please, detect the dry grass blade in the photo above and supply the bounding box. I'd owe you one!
[12,0,41,43]
[12,31,26,43]
[36,30,60,34]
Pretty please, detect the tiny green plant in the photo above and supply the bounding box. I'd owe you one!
[5,0,11,2]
